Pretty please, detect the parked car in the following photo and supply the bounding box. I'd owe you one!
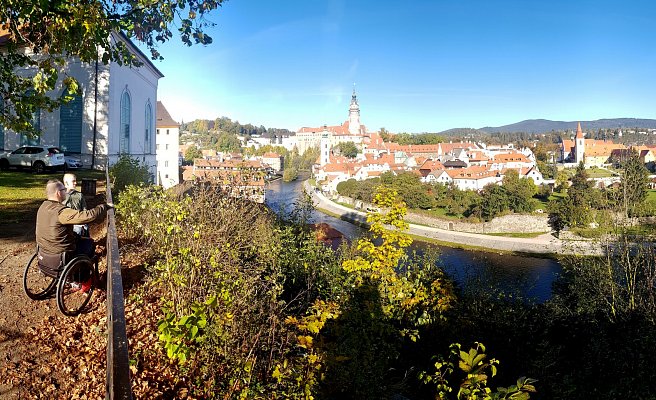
[0,145,66,173]
[64,155,83,169]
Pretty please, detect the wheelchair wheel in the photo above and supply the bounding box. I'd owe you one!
[56,256,98,317]
[23,253,57,300]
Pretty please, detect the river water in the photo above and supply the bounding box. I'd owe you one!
[266,179,562,302]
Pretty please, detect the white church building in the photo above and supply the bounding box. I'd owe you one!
[0,31,163,176]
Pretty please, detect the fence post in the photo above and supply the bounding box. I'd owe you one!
[105,166,132,399]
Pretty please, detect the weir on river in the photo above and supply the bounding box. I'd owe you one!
[266,178,562,303]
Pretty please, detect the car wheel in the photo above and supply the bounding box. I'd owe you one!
[0,159,8,170]
[32,161,45,174]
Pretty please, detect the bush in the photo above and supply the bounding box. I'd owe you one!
[108,154,151,198]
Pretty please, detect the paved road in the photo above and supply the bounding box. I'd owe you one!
[304,182,601,256]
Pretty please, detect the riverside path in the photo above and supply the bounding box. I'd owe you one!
[303,181,601,256]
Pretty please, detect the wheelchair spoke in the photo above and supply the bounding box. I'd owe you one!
[23,253,57,300]
[57,257,97,316]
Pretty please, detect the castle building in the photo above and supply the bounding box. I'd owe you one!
[294,86,368,154]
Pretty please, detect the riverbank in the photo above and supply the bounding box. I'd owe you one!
[304,181,602,256]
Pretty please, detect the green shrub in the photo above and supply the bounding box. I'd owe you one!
[108,154,151,198]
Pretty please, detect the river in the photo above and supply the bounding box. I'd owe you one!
[266,178,562,302]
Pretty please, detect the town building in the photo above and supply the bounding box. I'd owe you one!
[182,159,268,203]
[314,131,544,194]
[261,152,284,173]
[560,122,626,167]
[155,101,180,189]
[0,30,163,175]
[294,87,369,154]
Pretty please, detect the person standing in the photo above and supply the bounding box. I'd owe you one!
[62,173,88,236]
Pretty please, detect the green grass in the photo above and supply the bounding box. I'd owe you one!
[484,231,549,238]
[336,201,355,209]
[585,167,615,178]
[0,169,105,223]
[412,207,462,220]
[646,190,656,202]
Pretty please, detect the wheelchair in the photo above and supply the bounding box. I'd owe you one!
[23,246,99,317]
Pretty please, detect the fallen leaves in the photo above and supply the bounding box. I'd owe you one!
[1,241,189,399]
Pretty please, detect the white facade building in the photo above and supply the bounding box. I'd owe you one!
[0,32,163,176]
[156,101,180,189]
[294,87,368,154]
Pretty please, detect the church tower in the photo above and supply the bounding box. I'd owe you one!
[348,85,361,135]
[575,122,585,164]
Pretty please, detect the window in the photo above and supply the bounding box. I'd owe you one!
[21,104,41,146]
[145,101,153,153]
[165,144,169,150]
[166,129,170,135]
[165,161,169,167]
[157,129,160,135]
[156,144,160,150]
[59,90,83,153]
[120,90,131,153]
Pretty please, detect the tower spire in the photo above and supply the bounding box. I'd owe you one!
[348,83,361,135]
[576,122,583,138]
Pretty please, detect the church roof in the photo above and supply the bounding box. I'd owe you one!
[575,122,584,139]
[156,101,179,128]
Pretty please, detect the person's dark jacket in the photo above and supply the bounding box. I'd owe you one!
[35,200,109,254]
[64,189,87,211]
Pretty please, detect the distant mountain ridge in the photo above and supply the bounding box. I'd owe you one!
[478,118,656,134]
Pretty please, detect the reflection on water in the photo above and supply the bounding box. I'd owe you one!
[266,179,561,302]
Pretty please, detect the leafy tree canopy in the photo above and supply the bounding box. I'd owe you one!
[335,141,358,158]
[1,0,225,134]
[184,146,202,163]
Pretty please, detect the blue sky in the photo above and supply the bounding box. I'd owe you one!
[152,0,656,133]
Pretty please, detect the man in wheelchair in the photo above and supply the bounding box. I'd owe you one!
[35,179,113,290]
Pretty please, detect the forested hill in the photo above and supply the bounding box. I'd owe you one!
[438,128,488,136]
[479,118,656,134]
[181,117,293,137]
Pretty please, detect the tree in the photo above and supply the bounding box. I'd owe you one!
[336,179,356,197]
[568,162,594,206]
[1,0,225,134]
[184,146,202,163]
[555,170,569,193]
[502,169,537,213]
[379,127,391,142]
[215,132,242,153]
[474,184,509,221]
[335,142,358,158]
[547,164,596,233]
[620,149,649,217]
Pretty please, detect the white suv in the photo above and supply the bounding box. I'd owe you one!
[0,145,66,173]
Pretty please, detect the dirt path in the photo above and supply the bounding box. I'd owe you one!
[0,215,110,399]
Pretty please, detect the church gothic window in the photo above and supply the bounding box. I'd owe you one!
[120,89,131,153]
[145,101,153,154]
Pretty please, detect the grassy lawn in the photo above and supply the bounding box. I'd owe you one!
[585,167,615,178]
[484,231,549,238]
[646,190,656,202]
[412,207,461,220]
[0,169,105,223]
[336,201,355,209]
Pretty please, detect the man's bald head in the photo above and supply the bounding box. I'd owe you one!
[46,179,66,201]
[63,173,77,190]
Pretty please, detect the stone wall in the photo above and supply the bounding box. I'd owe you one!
[333,195,550,234]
